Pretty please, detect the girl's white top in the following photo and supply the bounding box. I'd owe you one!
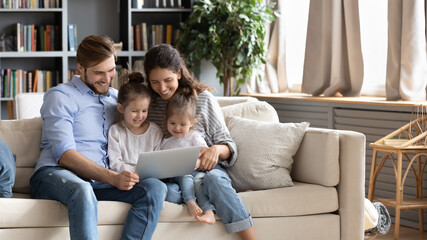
[160,130,208,150]
[108,121,163,173]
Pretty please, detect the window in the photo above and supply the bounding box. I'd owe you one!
[283,0,387,96]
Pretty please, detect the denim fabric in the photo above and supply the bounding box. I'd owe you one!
[193,171,215,212]
[30,166,167,240]
[165,182,183,203]
[0,139,15,198]
[165,165,253,233]
[168,174,196,203]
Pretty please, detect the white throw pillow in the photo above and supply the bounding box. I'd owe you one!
[221,101,279,123]
[226,116,309,192]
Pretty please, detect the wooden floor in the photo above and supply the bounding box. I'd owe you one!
[374,224,426,240]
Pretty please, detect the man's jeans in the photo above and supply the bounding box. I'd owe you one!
[165,165,253,233]
[0,139,15,198]
[30,166,167,240]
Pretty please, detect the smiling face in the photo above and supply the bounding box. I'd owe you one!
[148,67,181,100]
[77,55,116,95]
[118,96,150,133]
[166,113,195,138]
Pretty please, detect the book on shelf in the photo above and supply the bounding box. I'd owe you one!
[134,24,141,51]
[166,24,172,45]
[15,23,24,52]
[130,25,134,51]
[141,22,148,51]
[68,24,77,51]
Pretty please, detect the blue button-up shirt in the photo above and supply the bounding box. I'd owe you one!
[33,75,118,173]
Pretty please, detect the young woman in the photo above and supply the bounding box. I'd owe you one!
[145,44,257,240]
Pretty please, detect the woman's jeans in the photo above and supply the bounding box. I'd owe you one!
[165,165,253,233]
[0,139,15,198]
[30,166,167,240]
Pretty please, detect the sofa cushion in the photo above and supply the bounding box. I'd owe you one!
[0,117,42,194]
[2,182,338,227]
[226,116,309,192]
[291,128,340,187]
[215,96,259,107]
[221,101,279,123]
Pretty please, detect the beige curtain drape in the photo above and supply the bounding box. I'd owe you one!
[246,0,286,94]
[302,0,364,97]
[386,0,427,101]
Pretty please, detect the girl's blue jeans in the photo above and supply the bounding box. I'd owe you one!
[30,166,167,240]
[165,165,253,233]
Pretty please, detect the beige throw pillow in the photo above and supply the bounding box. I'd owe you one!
[226,116,309,192]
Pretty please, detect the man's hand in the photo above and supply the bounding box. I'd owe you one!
[197,146,220,171]
[114,170,139,191]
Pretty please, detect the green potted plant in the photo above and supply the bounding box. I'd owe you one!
[177,0,277,96]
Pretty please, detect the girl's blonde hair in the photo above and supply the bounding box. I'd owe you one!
[164,88,198,137]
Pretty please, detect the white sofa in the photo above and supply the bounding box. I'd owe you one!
[0,93,366,239]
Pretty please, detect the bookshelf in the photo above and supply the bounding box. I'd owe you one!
[0,0,193,119]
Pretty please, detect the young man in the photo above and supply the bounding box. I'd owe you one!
[30,35,166,240]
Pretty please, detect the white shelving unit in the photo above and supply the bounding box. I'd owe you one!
[0,0,192,119]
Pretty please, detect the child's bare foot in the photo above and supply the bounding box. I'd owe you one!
[195,210,216,224]
[186,200,203,216]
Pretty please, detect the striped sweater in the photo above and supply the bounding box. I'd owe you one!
[147,90,237,167]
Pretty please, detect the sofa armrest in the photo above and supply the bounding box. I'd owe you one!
[336,129,365,240]
[293,127,365,239]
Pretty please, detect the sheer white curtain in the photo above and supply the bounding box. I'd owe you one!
[386,0,427,100]
[302,0,364,97]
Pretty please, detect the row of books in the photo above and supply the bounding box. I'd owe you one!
[133,0,183,9]
[132,23,180,51]
[14,23,59,52]
[1,68,59,98]
[1,0,60,9]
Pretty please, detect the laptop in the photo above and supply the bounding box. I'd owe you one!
[135,146,201,179]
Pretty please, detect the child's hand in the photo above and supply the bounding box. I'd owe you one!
[115,170,140,191]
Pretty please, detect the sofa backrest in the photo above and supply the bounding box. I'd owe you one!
[0,117,42,194]
[0,97,340,194]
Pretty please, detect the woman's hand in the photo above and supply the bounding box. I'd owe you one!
[197,146,219,171]
[198,144,231,171]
